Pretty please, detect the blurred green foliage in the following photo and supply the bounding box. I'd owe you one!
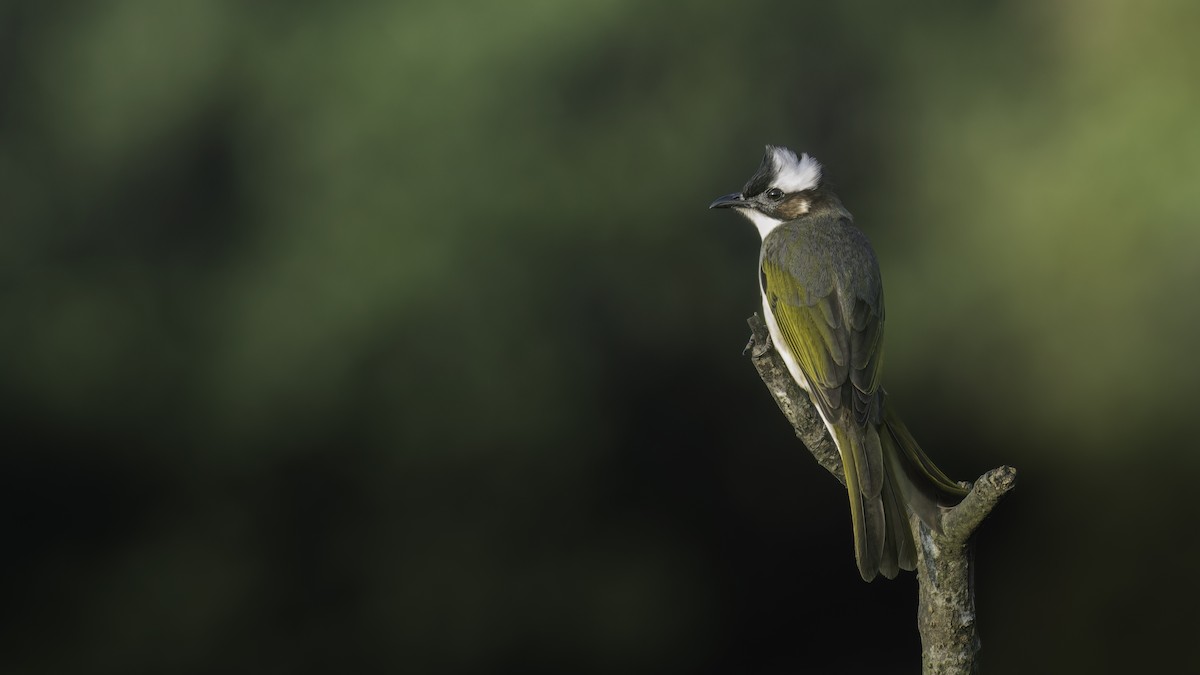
[3,1,1199,673]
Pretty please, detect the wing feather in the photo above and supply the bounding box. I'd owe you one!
[760,221,890,580]
[761,256,882,417]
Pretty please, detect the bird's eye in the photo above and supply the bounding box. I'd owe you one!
[766,188,784,200]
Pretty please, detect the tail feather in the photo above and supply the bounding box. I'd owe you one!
[834,420,886,581]
[881,465,916,576]
[840,401,966,581]
[882,403,968,534]
[876,476,900,579]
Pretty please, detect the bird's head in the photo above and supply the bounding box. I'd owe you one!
[709,145,824,238]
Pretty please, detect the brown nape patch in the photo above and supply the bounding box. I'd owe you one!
[777,196,810,220]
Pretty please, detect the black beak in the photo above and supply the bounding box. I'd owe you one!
[708,192,745,209]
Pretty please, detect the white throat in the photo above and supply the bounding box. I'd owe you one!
[741,209,785,239]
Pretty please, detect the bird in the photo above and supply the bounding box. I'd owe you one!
[710,145,968,581]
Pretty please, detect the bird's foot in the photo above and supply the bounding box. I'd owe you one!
[744,332,773,358]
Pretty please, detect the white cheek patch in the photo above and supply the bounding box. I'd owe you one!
[789,199,811,217]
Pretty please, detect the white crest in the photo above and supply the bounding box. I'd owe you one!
[768,146,822,193]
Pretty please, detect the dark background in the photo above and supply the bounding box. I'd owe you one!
[3,1,1199,673]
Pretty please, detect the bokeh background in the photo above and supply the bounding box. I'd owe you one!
[4,1,1199,672]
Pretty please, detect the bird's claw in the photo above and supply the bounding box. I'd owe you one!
[744,333,773,358]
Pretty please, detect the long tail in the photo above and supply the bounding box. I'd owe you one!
[837,401,968,581]
[881,402,969,532]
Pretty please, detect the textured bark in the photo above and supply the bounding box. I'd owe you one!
[745,313,1016,674]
